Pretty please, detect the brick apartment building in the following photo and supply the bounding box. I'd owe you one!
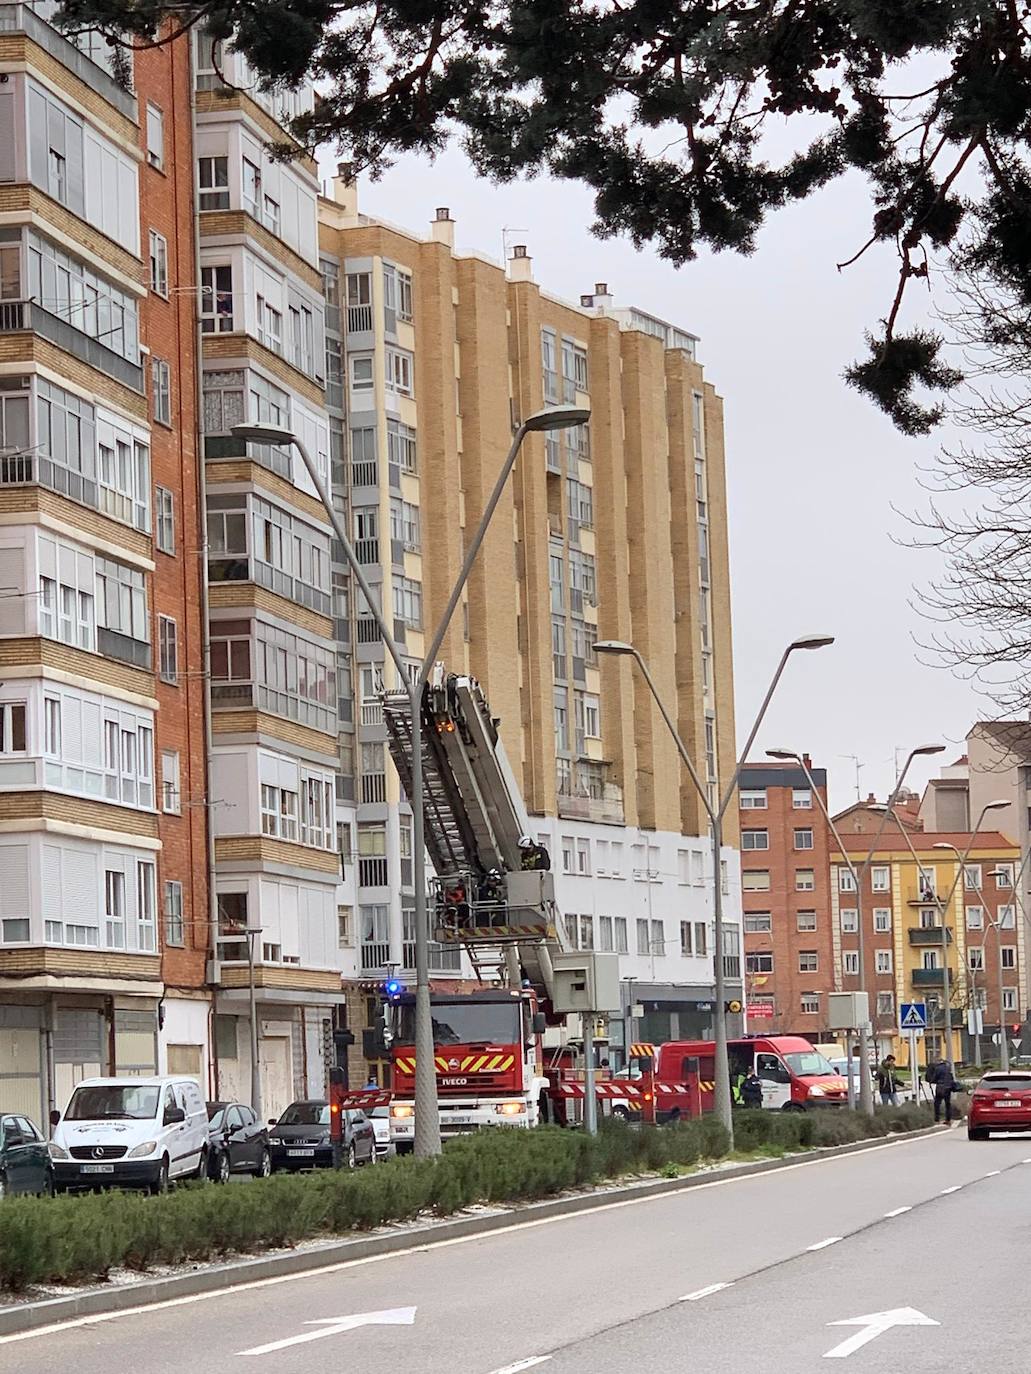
[738,759,834,1037]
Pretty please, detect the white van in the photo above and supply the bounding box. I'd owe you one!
[50,1076,208,1193]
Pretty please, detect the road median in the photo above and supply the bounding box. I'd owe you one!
[0,1107,943,1334]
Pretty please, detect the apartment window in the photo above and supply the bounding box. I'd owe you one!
[152,358,171,426]
[255,295,282,353]
[597,915,613,952]
[801,993,820,1015]
[964,864,982,891]
[999,904,1016,929]
[554,689,569,754]
[104,869,125,949]
[137,860,157,952]
[922,950,940,969]
[694,922,708,957]
[875,949,893,974]
[968,947,985,972]
[583,694,600,740]
[742,871,770,892]
[741,829,769,851]
[966,905,984,929]
[576,839,591,876]
[261,783,298,840]
[336,905,352,948]
[200,265,234,333]
[995,863,1014,888]
[198,155,229,209]
[350,355,374,391]
[383,262,414,323]
[877,992,895,1018]
[164,880,184,946]
[840,908,858,933]
[387,419,417,473]
[155,486,174,554]
[723,927,741,980]
[386,347,414,396]
[158,614,178,684]
[794,828,814,851]
[541,328,558,401]
[796,869,815,892]
[95,557,147,649]
[389,498,421,552]
[636,918,650,955]
[740,789,766,809]
[680,921,693,956]
[843,951,859,975]
[746,952,774,974]
[161,749,180,813]
[145,103,164,169]
[392,576,423,631]
[838,867,856,892]
[43,697,61,755]
[577,915,594,950]
[614,916,628,954]
[798,950,818,973]
[242,157,261,217]
[148,231,168,297]
[792,788,812,809]
[1003,988,1018,1012]
[48,146,66,203]
[744,913,772,934]
[0,702,26,754]
[871,866,890,892]
[796,910,817,931]
[873,908,892,933]
[1002,946,1017,969]
[262,193,280,234]
[561,837,574,874]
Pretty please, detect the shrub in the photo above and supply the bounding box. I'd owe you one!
[0,1105,932,1293]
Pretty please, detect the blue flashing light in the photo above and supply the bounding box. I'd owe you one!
[384,977,404,999]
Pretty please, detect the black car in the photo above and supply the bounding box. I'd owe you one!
[206,1102,271,1182]
[268,1100,376,1171]
[0,1113,52,1198]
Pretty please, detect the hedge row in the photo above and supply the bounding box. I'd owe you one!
[0,1104,933,1293]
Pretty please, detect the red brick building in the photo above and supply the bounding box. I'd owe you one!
[738,759,834,1037]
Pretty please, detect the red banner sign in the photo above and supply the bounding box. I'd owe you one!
[746,1000,775,1018]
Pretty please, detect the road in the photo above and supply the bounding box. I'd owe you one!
[1,1126,1028,1372]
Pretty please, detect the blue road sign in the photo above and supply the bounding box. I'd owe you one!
[900,1002,927,1031]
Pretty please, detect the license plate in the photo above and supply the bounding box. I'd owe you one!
[79,1163,115,1174]
[287,1148,315,1157]
[997,1100,1021,1108]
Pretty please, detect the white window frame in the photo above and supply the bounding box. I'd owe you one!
[158,614,179,684]
[871,865,890,892]
[795,869,815,892]
[744,912,772,934]
[741,829,769,851]
[792,788,812,809]
[350,354,374,391]
[155,485,174,554]
[875,949,893,974]
[838,867,857,892]
[739,789,766,810]
[840,908,858,933]
[742,871,770,892]
[966,905,984,930]
[145,103,164,169]
[161,749,180,814]
[793,828,814,851]
[164,879,184,946]
[148,230,168,297]
[0,701,27,755]
[385,347,414,396]
[800,993,820,1015]
[873,907,892,933]
[152,357,171,426]
[796,910,817,931]
[798,950,818,973]
[843,951,859,975]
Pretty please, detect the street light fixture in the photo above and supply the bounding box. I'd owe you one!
[596,633,834,1145]
[244,924,263,1121]
[232,404,589,1157]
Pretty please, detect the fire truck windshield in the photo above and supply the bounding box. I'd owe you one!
[398,1002,521,1046]
[783,1050,837,1077]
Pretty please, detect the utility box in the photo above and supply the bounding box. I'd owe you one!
[505,869,555,907]
[551,952,622,1013]
[828,991,870,1031]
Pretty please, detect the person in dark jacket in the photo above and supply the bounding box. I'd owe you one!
[741,1071,764,1110]
[518,835,551,871]
[928,1057,959,1122]
[877,1055,902,1106]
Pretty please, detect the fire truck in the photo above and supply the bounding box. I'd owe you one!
[382,666,628,1145]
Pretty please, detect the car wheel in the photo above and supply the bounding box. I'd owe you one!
[215,1150,231,1184]
[40,1169,55,1199]
[255,1148,271,1179]
[194,1147,209,1182]
[0,1171,8,1201]
[967,1127,989,1141]
[149,1158,170,1195]
[611,1106,631,1123]
[347,1142,357,1170]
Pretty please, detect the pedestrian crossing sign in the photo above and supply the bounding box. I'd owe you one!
[900,1002,927,1031]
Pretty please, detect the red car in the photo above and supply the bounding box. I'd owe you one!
[967,1070,1031,1139]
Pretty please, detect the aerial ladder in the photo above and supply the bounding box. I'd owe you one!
[382,664,566,1003]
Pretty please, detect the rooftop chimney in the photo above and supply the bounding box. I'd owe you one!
[430,206,454,249]
[583,281,614,314]
[329,162,358,221]
[508,244,533,283]
[802,753,812,770]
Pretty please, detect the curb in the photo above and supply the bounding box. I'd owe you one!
[0,1123,947,1336]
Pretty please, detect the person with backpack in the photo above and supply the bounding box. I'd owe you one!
[877,1055,902,1106]
[927,1056,960,1123]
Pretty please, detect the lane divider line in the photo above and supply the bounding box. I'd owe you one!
[680,1283,734,1302]
[806,1237,842,1251]
[939,1185,961,1194]
[984,1170,1001,1178]
[883,1206,912,1218]
[488,1359,553,1374]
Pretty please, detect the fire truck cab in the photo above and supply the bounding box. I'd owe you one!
[627,1035,848,1118]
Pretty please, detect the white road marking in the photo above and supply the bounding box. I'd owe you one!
[807,1237,842,1251]
[0,1132,947,1347]
[883,1206,912,1218]
[939,1185,961,1194]
[984,1170,1001,1177]
[824,1307,939,1359]
[487,1359,553,1374]
[680,1282,733,1302]
[237,1307,416,1357]
[1022,1158,1031,1164]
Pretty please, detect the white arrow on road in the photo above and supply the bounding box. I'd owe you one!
[823,1307,939,1359]
[237,1307,417,1356]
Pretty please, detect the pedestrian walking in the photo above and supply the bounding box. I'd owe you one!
[927,1056,960,1123]
[877,1055,902,1106]
[741,1070,764,1110]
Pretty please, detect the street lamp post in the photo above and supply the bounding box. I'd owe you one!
[596,634,834,1145]
[233,405,589,1157]
[987,865,1020,1072]
[245,924,263,1120]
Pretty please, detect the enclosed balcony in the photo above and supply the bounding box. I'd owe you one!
[908,927,953,947]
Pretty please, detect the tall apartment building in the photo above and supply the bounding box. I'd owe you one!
[318,179,743,1070]
[737,759,834,1037]
[192,35,356,1112]
[0,4,208,1118]
[830,829,1024,1064]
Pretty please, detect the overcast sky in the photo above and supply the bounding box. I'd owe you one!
[345,147,987,813]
